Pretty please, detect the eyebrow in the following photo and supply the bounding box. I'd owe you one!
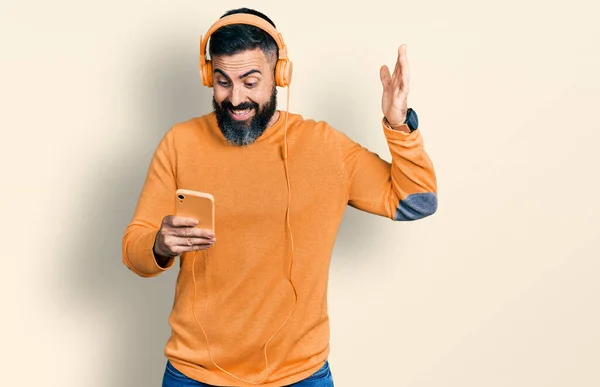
[214,69,262,80]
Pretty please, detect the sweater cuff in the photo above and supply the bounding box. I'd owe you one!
[131,229,175,277]
[381,117,419,140]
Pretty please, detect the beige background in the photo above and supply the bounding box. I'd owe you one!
[1,0,599,386]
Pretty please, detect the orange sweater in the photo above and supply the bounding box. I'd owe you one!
[122,110,437,386]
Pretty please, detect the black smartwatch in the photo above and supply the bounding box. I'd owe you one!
[404,108,418,132]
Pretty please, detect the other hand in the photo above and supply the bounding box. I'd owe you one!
[380,44,410,127]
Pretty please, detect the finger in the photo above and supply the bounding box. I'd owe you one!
[172,226,215,239]
[398,44,410,91]
[171,243,214,255]
[174,236,215,246]
[380,65,392,89]
[392,45,403,82]
[168,215,199,228]
[392,45,408,89]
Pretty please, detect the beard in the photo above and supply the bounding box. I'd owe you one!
[213,86,278,146]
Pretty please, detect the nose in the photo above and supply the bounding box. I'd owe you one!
[229,84,245,107]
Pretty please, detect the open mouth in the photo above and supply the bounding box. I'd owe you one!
[229,108,253,120]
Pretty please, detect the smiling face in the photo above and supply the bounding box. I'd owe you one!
[211,48,279,146]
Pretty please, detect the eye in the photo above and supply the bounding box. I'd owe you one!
[217,80,230,87]
[244,82,256,88]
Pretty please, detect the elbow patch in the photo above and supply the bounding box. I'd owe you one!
[394,192,438,221]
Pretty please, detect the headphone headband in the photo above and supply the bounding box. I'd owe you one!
[199,14,289,65]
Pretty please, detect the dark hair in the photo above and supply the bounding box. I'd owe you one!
[208,8,279,66]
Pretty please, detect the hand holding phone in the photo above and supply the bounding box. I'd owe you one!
[152,189,216,258]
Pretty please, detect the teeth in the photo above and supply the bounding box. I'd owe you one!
[232,108,250,115]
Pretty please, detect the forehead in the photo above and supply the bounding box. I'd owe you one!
[211,48,271,77]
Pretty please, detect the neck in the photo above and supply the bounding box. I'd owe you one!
[267,110,280,128]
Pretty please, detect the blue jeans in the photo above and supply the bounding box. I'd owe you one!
[162,360,334,387]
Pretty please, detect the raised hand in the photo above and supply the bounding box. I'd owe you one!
[379,44,410,129]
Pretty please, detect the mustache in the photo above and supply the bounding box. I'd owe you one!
[219,99,259,111]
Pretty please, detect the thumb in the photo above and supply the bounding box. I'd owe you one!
[380,65,392,89]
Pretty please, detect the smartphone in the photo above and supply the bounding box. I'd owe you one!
[175,189,215,232]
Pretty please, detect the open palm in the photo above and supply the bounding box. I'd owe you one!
[380,44,410,126]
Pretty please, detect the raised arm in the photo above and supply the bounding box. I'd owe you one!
[335,44,437,221]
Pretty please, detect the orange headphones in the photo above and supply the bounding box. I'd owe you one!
[192,13,298,385]
[199,13,293,88]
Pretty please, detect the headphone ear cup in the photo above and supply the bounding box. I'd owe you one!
[274,60,283,87]
[285,60,293,86]
[201,60,213,87]
[275,59,292,87]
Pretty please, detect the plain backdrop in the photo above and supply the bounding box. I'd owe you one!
[1,0,599,386]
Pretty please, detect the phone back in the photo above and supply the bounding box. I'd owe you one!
[176,189,215,232]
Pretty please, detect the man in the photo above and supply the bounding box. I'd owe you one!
[122,7,437,387]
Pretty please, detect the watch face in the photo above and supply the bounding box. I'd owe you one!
[407,109,418,131]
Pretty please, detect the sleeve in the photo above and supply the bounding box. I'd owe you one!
[121,128,178,277]
[335,118,438,221]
